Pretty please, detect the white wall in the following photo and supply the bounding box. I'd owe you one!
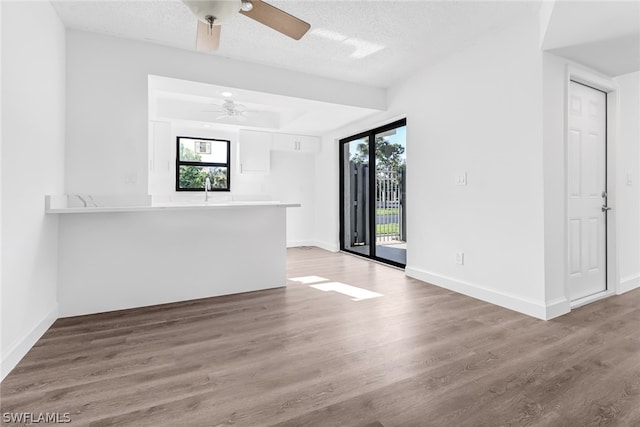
[398,13,549,317]
[266,151,316,247]
[317,14,552,318]
[1,1,66,380]
[614,71,640,292]
[541,52,569,311]
[313,134,341,252]
[150,124,317,246]
[65,30,384,197]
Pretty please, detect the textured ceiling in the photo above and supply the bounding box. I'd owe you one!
[51,0,541,88]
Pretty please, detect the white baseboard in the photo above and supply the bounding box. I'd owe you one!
[1,305,58,382]
[310,240,339,253]
[570,290,615,309]
[405,266,567,320]
[618,274,640,294]
[545,296,571,319]
[286,240,316,248]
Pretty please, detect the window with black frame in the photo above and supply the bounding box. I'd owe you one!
[176,136,231,191]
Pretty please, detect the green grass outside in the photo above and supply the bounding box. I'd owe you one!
[376,223,399,235]
[376,208,399,215]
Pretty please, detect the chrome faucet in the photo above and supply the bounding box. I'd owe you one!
[204,176,211,202]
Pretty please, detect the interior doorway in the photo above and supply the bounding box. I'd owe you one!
[567,80,609,301]
[339,119,407,268]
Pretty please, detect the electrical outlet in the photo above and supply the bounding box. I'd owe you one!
[455,172,467,186]
[124,173,138,185]
[456,252,464,265]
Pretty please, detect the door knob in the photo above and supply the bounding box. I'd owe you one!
[601,205,612,212]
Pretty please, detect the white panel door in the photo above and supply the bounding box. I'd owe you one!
[567,81,608,301]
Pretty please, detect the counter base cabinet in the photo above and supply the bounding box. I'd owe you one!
[57,207,287,317]
[239,130,272,173]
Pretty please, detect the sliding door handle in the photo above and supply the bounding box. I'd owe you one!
[601,205,612,212]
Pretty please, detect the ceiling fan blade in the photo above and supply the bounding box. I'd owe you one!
[196,21,221,52]
[240,0,310,40]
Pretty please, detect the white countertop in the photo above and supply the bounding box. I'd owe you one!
[46,199,300,214]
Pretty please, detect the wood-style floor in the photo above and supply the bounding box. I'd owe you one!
[2,248,639,426]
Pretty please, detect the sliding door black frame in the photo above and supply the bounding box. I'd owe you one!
[339,118,407,268]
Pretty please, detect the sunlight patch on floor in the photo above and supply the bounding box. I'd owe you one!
[289,276,329,284]
[310,282,383,301]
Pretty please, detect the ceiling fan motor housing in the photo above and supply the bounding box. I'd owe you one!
[183,0,242,25]
[222,99,245,116]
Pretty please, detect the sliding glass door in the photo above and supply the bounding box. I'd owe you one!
[339,119,406,267]
[373,125,406,265]
[341,136,371,257]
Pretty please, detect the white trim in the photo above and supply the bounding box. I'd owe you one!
[405,266,564,320]
[570,290,616,309]
[0,306,58,381]
[606,88,622,295]
[334,113,407,145]
[565,65,621,306]
[545,297,572,320]
[568,65,619,93]
[311,240,339,253]
[286,240,316,248]
[618,274,640,294]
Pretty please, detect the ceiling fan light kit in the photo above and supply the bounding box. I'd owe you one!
[222,99,245,115]
[183,0,241,25]
[205,99,252,121]
[183,0,311,52]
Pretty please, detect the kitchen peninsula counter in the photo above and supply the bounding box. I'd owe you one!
[46,199,299,214]
[47,196,299,317]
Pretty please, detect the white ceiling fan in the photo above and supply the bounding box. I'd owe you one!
[204,99,255,121]
[183,0,311,52]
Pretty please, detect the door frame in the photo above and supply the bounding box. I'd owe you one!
[565,66,620,308]
[339,118,407,268]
